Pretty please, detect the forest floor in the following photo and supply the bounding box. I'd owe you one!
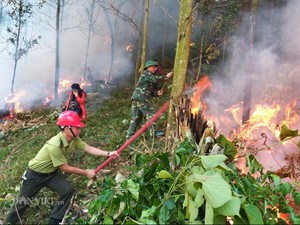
[0,80,169,223]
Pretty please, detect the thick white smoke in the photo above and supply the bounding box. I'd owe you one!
[202,0,300,172]
[0,0,179,109]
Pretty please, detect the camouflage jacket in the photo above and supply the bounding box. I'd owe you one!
[131,70,164,102]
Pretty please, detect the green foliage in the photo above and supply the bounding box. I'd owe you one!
[0,86,133,222]
[87,138,300,224]
[6,0,41,60]
[279,124,299,141]
[216,134,237,159]
[1,86,299,224]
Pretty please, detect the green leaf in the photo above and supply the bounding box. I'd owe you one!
[246,154,262,174]
[279,124,298,141]
[281,182,292,196]
[218,162,233,171]
[88,198,101,215]
[213,215,227,224]
[215,196,241,216]
[201,175,232,208]
[175,154,180,166]
[205,202,214,224]
[159,202,170,224]
[159,199,175,224]
[216,134,237,158]
[191,165,205,175]
[140,206,156,224]
[200,155,228,169]
[244,204,264,224]
[186,174,199,198]
[271,174,281,189]
[165,198,176,209]
[293,192,300,205]
[175,147,188,154]
[194,188,205,207]
[233,216,247,224]
[103,215,114,224]
[158,170,173,179]
[183,192,191,209]
[126,179,140,201]
[188,199,199,222]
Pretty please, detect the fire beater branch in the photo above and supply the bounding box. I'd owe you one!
[94,100,170,174]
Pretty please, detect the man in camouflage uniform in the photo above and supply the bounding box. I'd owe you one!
[126,60,173,139]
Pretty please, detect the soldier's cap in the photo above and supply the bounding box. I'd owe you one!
[144,60,158,69]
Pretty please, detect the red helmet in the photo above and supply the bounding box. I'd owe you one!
[57,111,85,128]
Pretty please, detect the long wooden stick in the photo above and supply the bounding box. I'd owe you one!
[94,101,170,174]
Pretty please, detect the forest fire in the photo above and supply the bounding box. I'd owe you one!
[190,76,212,117]
[1,78,89,120]
[188,75,300,177]
[187,75,300,224]
[0,92,25,120]
[225,100,299,141]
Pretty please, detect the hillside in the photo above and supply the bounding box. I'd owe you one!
[0,81,299,224]
[0,82,169,223]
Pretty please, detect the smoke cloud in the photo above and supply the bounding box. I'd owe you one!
[0,0,178,109]
[202,0,300,172]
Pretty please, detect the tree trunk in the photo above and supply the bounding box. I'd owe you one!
[134,30,142,85]
[196,32,204,81]
[10,0,22,94]
[242,0,259,125]
[0,1,3,26]
[140,0,149,75]
[83,0,96,80]
[161,19,167,67]
[103,8,115,81]
[133,0,145,86]
[166,0,193,146]
[54,0,61,101]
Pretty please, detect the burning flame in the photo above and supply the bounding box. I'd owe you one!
[1,78,91,117]
[224,100,299,141]
[60,79,71,89]
[5,92,25,114]
[189,75,299,178]
[190,76,212,117]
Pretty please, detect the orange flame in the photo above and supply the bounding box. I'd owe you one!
[5,92,25,115]
[190,76,212,117]
[223,100,299,141]
[60,79,71,89]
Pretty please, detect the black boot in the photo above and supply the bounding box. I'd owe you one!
[48,217,62,225]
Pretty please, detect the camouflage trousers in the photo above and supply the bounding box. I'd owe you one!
[126,100,157,139]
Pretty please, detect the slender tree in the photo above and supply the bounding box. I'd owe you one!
[134,22,143,85]
[140,0,149,75]
[102,8,115,81]
[133,1,144,85]
[0,1,4,25]
[83,0,97,79]
[53,0,61,100]
[242,0,259,125]
[7,0,40,93]
[166,0,193,145]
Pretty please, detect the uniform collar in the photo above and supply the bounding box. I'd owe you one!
[59,132,70,147]
[144,70,154,75]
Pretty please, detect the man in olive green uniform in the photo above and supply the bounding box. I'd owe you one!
[5,111,118,225]
[126,60,173,139]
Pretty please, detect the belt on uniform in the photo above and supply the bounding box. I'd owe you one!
[27,168,58,177]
